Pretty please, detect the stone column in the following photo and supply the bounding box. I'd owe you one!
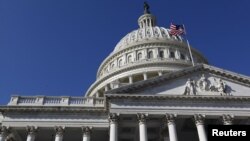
[0,126,8,141]
[165,114,178,141]
[194,114,207,141]
[105,85,109,92]
[158,71,163,76]
[109,113,119,141]
[222,114,234,125]
[26,126,37,141]
[82,127,91,141]
[143,73,148,80]
[54,126,64,141]
[129,76,133,84]
[137,113,148,141]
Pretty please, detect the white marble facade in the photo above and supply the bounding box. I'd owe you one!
[1,3,250,141]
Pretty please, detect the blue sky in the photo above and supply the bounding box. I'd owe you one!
[0,0,250,104]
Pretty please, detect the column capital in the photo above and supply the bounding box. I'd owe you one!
[222,114,234,125]
[164,114,177,125]
[54,126,64,136]
[137,113,148,123]
[82,126,92,135]
[26,126,37,135]
[0,126,9,135]
[108,113,119,123]
[194,114,206,125]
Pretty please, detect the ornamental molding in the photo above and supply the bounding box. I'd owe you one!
[137,113,148,123]
[221,114,234,125]
[108,113,119,123]
[164,114,177,125]
[194,114,205,125]
[0,106,106,113]
[26,126,37,135]
[106,64,250,94]
[0,126,9,135]
[82,126,92,135]
[54,126,65,136]
[106,94,250,103]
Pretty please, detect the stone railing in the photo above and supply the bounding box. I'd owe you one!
[8,96,105,107]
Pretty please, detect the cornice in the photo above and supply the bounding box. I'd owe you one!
[0,106,106,113]
[105,94,250,101]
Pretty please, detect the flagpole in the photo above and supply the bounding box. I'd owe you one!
[183,24,195,66]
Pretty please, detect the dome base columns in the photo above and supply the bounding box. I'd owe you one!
[143,73,148,80]
[129,76,133,84]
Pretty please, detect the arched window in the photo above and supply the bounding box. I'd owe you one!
[137,52,142,60]
[180,53,185,60]
[148,51,153,59]
[110,63,115,69]
[127,55,132,63]
[159,50,164,58]
[118,59,123,67]
[170,51,175,58]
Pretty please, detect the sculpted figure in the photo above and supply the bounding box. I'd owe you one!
[197,74,209,91]
[217,78,226,95]
[184,78,196,95]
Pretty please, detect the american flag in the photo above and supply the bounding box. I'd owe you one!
[169,23,185,36]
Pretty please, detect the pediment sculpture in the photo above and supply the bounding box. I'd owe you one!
[183,74,233,96]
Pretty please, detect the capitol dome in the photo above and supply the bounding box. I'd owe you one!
[86,7,208,97]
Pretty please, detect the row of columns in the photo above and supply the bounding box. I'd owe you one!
[0,114,234,141]
[108,113,234,141]
[0,126,92,141]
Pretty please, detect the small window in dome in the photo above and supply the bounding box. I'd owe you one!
[159,50,164,58]
[170,51,175,58]
[118,59,123,67]
[148,51,153,59]
[180,53,185,60]
[137,52,142,60]
[111,63,115,68]
[127,55,132,63]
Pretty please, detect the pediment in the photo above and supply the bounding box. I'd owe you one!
[107,64,250,97]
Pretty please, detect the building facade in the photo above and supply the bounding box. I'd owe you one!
[1,4,250,141]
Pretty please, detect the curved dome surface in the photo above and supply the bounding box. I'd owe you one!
[85,12,208,97]
[113,26,182,52]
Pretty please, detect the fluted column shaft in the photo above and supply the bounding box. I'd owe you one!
[194,115,207,141]
[26,126,37,141]
[0,126,8,141]
[82,127,91,141]
[109,113,118,141]
[137,113,148,141]
[143,73,147,80]
[54,126,64,141]
[165,114,178,141]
